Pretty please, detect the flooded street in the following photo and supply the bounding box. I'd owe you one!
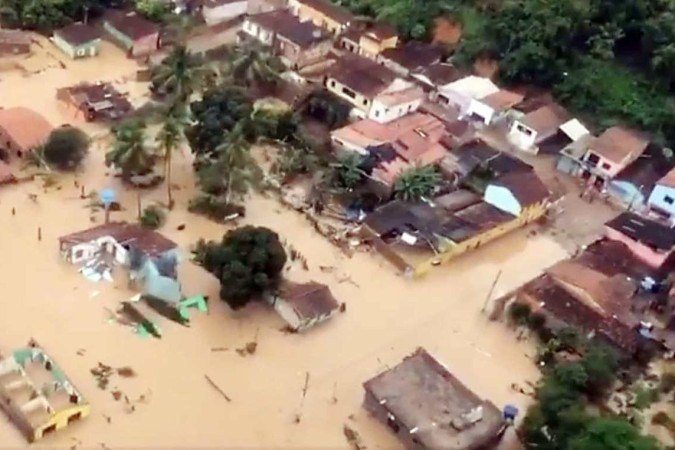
[0,35,569,449]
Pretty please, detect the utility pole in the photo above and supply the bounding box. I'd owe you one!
[482,269,502,313]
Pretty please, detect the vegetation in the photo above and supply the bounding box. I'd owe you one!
[224,43,284,92]
[151,45,209,102]
[140,205,165,230]
[393,165,441,201]
[331,153,365,191]
[273,142,321,183]
[303,91,351,129]
[0,0,108,31]
[134,0,171,23]
[188,194,245,222]
[106,119,155,181]
[192,226,287,310]
[156,103,189,208]
[33,125,89,171]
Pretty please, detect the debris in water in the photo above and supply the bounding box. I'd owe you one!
[210,347,228,352]
[177,224,186,231]
[343,425,367,450]
[204,374,232,402]
[117,366,136,378]
[112,390,122,401]
[90,363,114,389]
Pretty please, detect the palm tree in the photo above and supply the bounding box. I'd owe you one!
[393,165,441,201]
[331,152,366,191]
[156,104,190,208]
[210,124,262,204]
[106,119,154,181]
[224,43,282,92]
[151,44,207,102]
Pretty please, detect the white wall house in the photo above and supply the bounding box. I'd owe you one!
[436,76,499,117]
[648,169,675,224]
[484,184,523,216]
[202,0,248,25]
[60,236,129,266]
[241,18,274,45]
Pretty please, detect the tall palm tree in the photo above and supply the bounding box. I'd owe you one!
[151,44,207,102]
[212,124,262,204]
[225,43,282,92]
[106,119,154,181]
[156,103,190,208]
[393,165,441,201]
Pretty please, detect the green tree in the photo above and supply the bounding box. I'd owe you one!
[580,341,620,397]
[41,125,89,171]
[394,165,440,201]
[568,417,661,450]
[156,103,189,208]
[192,226,287,309]
[151,44,207,102]
[106,119,154,181]
[274,142,320,183]
[225,43,283,92]
[134,0,171,22]
[332,152,365,190]
[140,205,165,229]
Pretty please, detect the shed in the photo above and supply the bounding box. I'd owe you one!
[53,23,100,59]
[269,280,341,331]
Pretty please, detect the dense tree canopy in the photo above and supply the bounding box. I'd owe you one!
[394,165,441,201]
[192,226,287,310]
[42,125,89,171]
[0,0,112,31]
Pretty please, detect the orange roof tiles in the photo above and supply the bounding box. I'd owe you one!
[0,107,53,152]
[590,126,650,165]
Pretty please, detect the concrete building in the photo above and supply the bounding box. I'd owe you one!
[104,11,160,57]
[0,107,53,160]
[0,347,90,442]
[508,103,582,154]
[287,0,353,34]
[0,29,31,55]
[57,82,133,122]
[52,23,100,59]
[648,167,675,224]
[201,0,248,25]
[363,348,506,450]
[268,281,341,331]
[605,212,675,271]
[326,54,424,123]
[338,22,399,59]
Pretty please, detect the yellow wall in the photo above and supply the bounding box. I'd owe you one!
[359,35,398,58]
[293,3,344,34]
[33,405,91,441]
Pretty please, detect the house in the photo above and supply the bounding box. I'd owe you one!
[377,41,444,76]
[331,112,452,189]
[248,0,287,14]
[508,103,580,154]
[606,144,675,210]
[0,161,16,185]
[648,167,675,224]
[338,22,398,59]
[0,29,31,55]
[287,0,353,34]
[104,11,160,57]
[52,23,100,59]
[0,347,90,442]
[604,212,675,271]
[435,75,499,118]
[268,280,341,331]
[578,126,650,185]
[466,89,524,126]
[200,0,248,25]
[241,10,332,69]
[57,82,133,122]
[411,62,465,93]
[0,107,54,159]
[363,348,506,450]
[484,170,551,220]
[514,239,667,356]
[326,54,424,123]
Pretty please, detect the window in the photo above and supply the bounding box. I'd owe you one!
[375,110,380,117]
[516,124,533,136]
[601,162,611,170]
[341,87,356,99]
[330,80,336,87]
[363,99,368,106]
[665,195,674,205]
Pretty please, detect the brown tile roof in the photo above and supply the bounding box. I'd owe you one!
[0,161,15,184]
[414,62,464,86]
[659,166,675,188]
[329,54,397,97]
[361,21,397,41]
[54,23,100,46]
[612,144,675,193]
[278,281,340,320]
[482,89,524,112]
[0,107,53,152]
[363,348,505,449]
[492,170,550,207]
[296,0,353,24]
[59,222,177,257]
[0,29,31,46]
[249,10,328,49]
[379,41,443,71]
[605,212,675,252]
[590,126,650,165]
[520,103,570,139]
[105,11,159,41]
[59,82,133,120]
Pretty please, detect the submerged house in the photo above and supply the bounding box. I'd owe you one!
[268,280,341,331]
[508,103,584,154]
[0,107,54,160]
[338,22,399,59]
[0,347,90,442]
[52,23,100,59]
[0,30,31,55]
[57,82,133,122]
[648,167,675,225]
[363,348,506,450]
[104,11,160,57]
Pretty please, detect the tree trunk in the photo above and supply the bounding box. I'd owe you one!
[166,146,173,209]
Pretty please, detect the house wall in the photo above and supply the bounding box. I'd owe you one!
[288,0,348,34]
[278,37,332,69]
[325,77,372,113]
[508,120,538,152]
[242,19,275,45]
[368,95,421,123]
[648,184,675,222]
[104,21,134,51]
[61,236,129,265]
[360,35,398,59]
[483,185,522,216]
[466,99,495,125]
[131,33,159,57]
[437,88,472,116]
[582,150,622,179]
[604,226,672,269]
[247,0,286,14]
[203,0,247,25]
[53,35,100,59]
[32,405,90,442]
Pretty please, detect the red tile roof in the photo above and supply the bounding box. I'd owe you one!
[59,222,177,257]
[590,126,650,165]
[0,107,53,152]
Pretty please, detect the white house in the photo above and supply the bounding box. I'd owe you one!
[508,103,579,154]
[436,75,499,116]
[201,0,248,25]
[648,167,675,224]
[268,281,341,331]
[465,89,524,125]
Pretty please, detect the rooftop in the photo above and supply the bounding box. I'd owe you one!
[612,144,675,193]
[278,281,340,321]
[413,62,464,87]
[329,53,398,97]
[520,103,570,139]
[295,0,354,24]
[440,75,499,100]
[363,348,505,449]
[590,126,650,165]
[58,82,133,120]
[0,29,31,46]
[490,170,550,208]
[0,107,53,152]
[482,89,524,112]
[105,11,159,40]
[605,212,675,252]
[249,9,328,48]
[379,41,444,72]
[59,222,177,257]
[54,23,100,46]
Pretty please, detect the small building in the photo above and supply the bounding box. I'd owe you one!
[435,75,499,118]
[363,348,506,450]
[57,82,133,122]
[287,0,353,34]
[0,347,90,442]
[604,212,675,271]
[606,144,675,210]
[241,10,332,70]
[581,126,650,183]
[104,11,160,57]
[52,23,100,59]
[648,167,675,224]
[484,170,551,220]
[338,22,399,59]
[412,62,465,94]
[0,107,54,160]
[377,41,444,76]
[201,0,248,25]
[0,29,31,55]
[466,89,524,126]
[326,54,424,123]
[508,103,574,153]
[268,280,341,331]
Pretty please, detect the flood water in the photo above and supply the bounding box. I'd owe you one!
[0,35,570,449]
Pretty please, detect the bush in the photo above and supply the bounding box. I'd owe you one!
[188,195,245,222]
[42,126,89,171]
[508,302,531,325]
[140,205,165,230]
[528,312,547,331]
